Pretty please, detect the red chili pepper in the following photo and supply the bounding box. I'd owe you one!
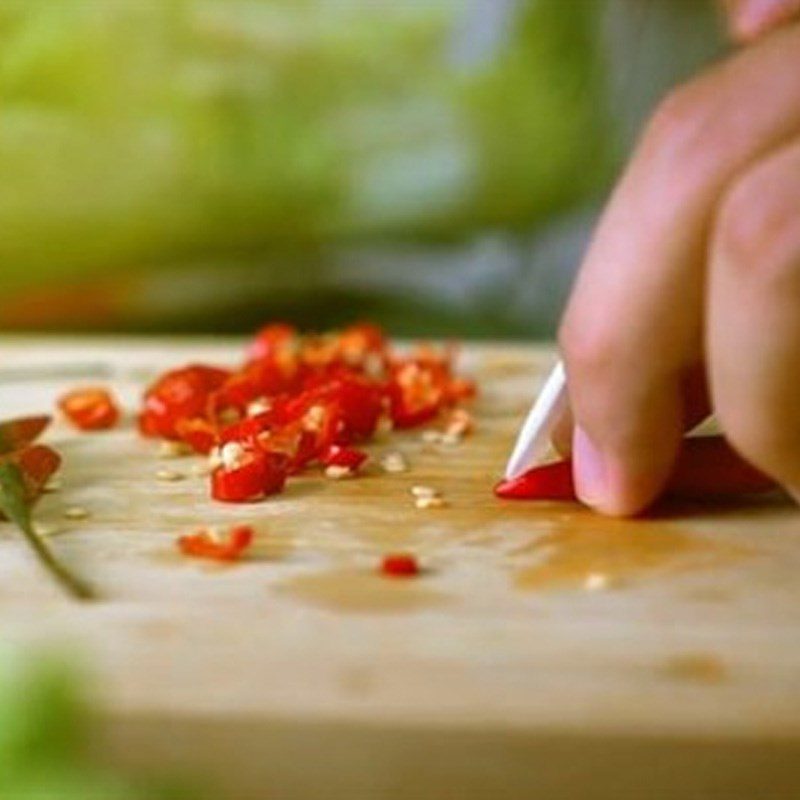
[138,324,476,504]
[494,436,777,505]
[337,322,387,367]
[0,416,51,454]
[211,449,287,503]
[209,363,299,420]
[387,361,445,429]
[219,412,276,447]
[140,364,230,439]
[494,460,575,501]
[380,552,420,578]
[59,388,120,431]
[177,524,254,561]
[321,444,368,471]
[174,417,218,455]
[246,323,298,363]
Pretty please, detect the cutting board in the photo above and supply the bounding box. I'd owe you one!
[1,336,800,800]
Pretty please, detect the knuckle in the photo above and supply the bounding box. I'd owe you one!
[715,167,800,282]
[558,318,619,380]
[641,79,719,175]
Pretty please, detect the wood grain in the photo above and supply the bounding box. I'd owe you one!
[1,337,799,799]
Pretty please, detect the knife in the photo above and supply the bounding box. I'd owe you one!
[504,360,568,480]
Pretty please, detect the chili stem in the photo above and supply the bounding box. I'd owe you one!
[17,519,95,600]
[0,463,94,601]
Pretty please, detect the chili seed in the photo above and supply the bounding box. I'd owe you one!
[247,398,271,417]
[33,522,59,537]
[445,408,473,437]
[220,442,246,470]
[380,452,408,474]
[414,495,447,510]
[584,573,611,592]
[410,485,439,499]
[64,506,90,520]
[43,478,62,493]
[325,465,353,480]
[303,405,325,432]
[156,468,185,482]
[158,440,191,459]
[208,447,223,470]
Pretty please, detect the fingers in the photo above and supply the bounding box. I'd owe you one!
[720,0,800,42]
[559,24,800,517]
[708,136,800,495]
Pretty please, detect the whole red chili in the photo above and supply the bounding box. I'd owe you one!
[178,525,254,561]
[380,552,420,578]
[59,388,120,431]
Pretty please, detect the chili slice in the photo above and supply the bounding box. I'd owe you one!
[178,525,254,561]
[380,552,420,578]
[59,388,120,431]
[321,445,368,471]
[211,449,287,503]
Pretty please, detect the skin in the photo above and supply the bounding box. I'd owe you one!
[554,2,800,516]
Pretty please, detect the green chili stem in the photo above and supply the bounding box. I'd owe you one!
[0,463,94,601]
[16,519,94,600]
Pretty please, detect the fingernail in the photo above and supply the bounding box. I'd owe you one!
[736,0,785,36]
[573,427,611,510]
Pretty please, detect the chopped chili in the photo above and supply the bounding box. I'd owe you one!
[380,552,420,578]
[178,525,254,561]
[210,448,287,503]
[138,323,475,504]
[59,388,120,431]
[321,445,368,471]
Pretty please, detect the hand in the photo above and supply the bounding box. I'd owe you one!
[557,22,800,516]
[719,0,800,41]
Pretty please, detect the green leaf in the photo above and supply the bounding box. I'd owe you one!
[0,461,33,530]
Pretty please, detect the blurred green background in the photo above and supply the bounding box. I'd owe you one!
[0,0,723,338]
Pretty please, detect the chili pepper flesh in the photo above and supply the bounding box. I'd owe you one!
[59,388,120,431]
[380,552,420,578]
[178,525,254,561]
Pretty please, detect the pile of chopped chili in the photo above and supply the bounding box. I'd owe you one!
[139,323,475,503]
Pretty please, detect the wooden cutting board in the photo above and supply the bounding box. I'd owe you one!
[1,336,800,800]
